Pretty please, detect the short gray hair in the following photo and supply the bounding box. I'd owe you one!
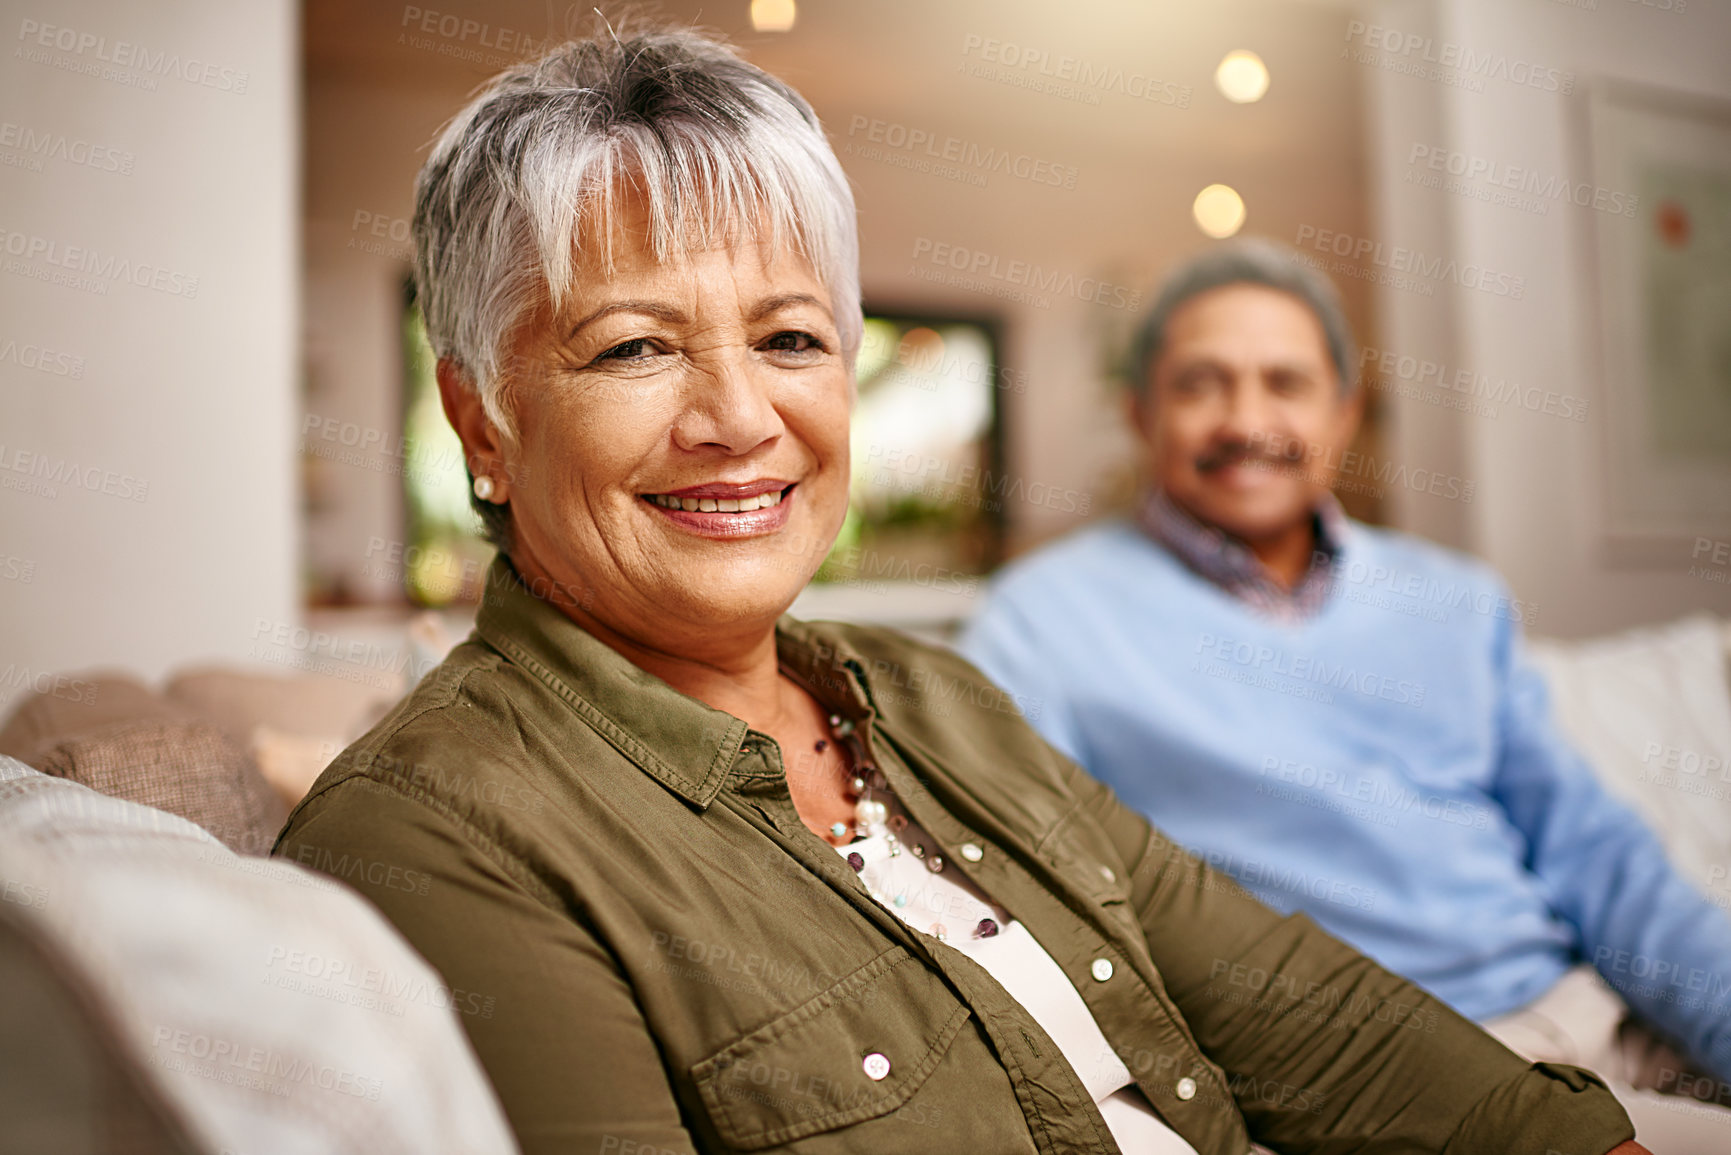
[412,22,862,545]
[1126,237,1357,398]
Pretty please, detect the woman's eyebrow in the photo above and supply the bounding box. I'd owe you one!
[746,292,829,323]
[566,300,688,341]
[564,294,825,340]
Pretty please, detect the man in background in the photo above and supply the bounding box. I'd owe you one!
[961,238,1731,1147]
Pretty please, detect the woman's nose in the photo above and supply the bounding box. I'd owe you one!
[669,353,785,456]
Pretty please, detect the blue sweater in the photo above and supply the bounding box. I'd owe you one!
[960,518,1731,1082]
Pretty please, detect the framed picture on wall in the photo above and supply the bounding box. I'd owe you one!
[1588,80,1731,567]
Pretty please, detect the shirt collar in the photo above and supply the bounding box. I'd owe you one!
[473,556,877,809]
[1138,489,1349,618]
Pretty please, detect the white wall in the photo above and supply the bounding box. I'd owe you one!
[0,0,299,700]
[301,79,446,606]
[1369,0,1731,635]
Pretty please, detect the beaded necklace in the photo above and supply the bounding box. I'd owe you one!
[818,713,1000,943]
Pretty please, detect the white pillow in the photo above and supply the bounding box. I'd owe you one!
[1529,615,1731,903]
[0,757,519,1155]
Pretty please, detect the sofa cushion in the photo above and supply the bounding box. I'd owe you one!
[32,719,285,857]
[0,899,202,1154]
[164,667,399,750]
[1529,614,1731,899]
[164,668,404,810]
[0,671,188,768]
[0,756,519,1155]
[249,724,344,811]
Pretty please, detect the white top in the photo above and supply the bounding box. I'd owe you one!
[837,797,1200,1155]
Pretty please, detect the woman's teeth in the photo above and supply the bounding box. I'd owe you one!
[647,489,784,513]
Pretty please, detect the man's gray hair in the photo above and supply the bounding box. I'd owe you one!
[412,20,862,440]
[1126,238,1357,397]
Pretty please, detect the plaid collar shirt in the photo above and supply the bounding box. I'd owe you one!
[1137,489,1349,622]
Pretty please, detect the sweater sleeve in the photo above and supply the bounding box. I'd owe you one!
[1054,738,1635,1153]
[1489,614,1731,1084]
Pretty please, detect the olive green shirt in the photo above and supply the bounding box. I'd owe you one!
[273,560,1633,1155]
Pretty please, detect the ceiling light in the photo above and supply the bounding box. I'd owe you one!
[1193,184,1247,239]
[1215,50,1269,104]
[750,0,796,32]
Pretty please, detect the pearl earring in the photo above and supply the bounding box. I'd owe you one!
[472,475,496,501]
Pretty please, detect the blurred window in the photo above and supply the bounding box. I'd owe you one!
[400,288,492,606]
[825,313,1004,583]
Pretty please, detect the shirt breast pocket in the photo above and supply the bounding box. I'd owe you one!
[690,946,972,1151]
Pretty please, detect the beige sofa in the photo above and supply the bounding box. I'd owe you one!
[3,610,1727,871]
[0,665,405,855]
[0,612,1726,1154]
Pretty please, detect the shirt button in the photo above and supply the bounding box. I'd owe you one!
[959,843,983,862]
[1175,1076,1197,1101]
[862,1053,891,1081]
[1090,958,1114,982]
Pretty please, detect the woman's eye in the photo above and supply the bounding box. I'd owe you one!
[762,330,825,354]
[597,338,657,363]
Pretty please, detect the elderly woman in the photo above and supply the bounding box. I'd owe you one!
[274,26,1647,1155]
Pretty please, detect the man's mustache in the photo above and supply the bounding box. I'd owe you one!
[1194,440,1305,473]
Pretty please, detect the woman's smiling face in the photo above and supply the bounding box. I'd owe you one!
[470,200,853,653]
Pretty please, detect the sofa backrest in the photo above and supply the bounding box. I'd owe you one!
[0,757,519,1155]
[1529,613,1731,898]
